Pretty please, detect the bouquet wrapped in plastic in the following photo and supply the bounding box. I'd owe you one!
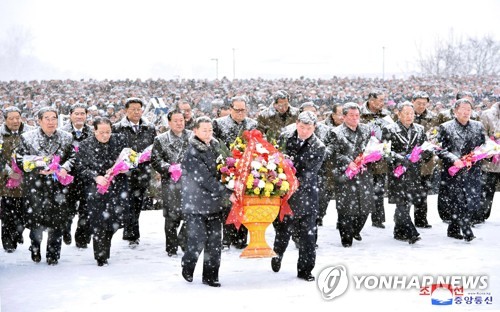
[346,136,391,179]
[448,138,500,176]
[97,146,152,194]
[6,158,23,189]
[21,155,73,185]
[394,141,441,178]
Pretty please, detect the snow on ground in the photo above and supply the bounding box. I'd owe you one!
[1,194,499,312]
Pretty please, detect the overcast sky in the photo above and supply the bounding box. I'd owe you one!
[1,0,499,80]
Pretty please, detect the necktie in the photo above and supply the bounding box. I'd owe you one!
[75,130,82,138]
[133,125,139,133]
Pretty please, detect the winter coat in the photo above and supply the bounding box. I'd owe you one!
[76,134,130,231]
[359,102,392,175]
[436,119,486,214]
[59,122,94,211]
[330,123,374,216]
[414,109,440,176]
[212,115,257,147]
[112,117,156,190]
[0,122,34,197]
[382,121,430,205]
[480,102,500,173]
[151,129,192,217]
[15,128,75,229]
[279,130,325,217]
[256,104,299,140]
[436,108,481,125]
[181,137,227,216]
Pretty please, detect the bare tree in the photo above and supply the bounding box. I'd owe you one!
[416,30,499,77]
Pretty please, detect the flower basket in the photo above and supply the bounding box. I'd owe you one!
[220,129,299,259]
[240,195,281,258]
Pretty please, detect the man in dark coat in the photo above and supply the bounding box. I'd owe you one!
[212,96,257,250]
[0,107,34,252]
[360,90,392,229]
[112,98,156,247]
[181,116,227,287]
[412,91,438,228]
[436,99,486,242]
[271,111,325,282]
[151,110,192,256]
[15,107,75,265]
[59,103,94,248]
[77,117,130,266]
[329,103,375,247]
[383,102,432,244]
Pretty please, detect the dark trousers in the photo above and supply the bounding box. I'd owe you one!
[221,206,247,247]
[182,213,222,282]
[414,174,432,226]
[481,171,499,221]
[394,201,419,239]
[64,191,91,246]
[273,214,317,276]
[123,186,147,241]
[93,227,116,261]
[0,197,24,250]
[337,212,369,246]
[447,189,475,238]
[371,174,386,224]
[30,226,63,260]
[164,210,186,253]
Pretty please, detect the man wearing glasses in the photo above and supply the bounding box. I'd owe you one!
[257,90,299,140]
[212,96,257,250]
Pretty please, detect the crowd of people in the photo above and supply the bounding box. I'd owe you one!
[1,75,499,288]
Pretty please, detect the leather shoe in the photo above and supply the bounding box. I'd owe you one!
[297,273,315,282]
[30,246,41,263]
[416,224,432,229]
[342,243,352,247]
[372,223,385,229]
[353,234,362,241]
[447,233,464,240]
[63,233,72,245]
[394,235,408,242]
[97,259,108,266]
[167,251,177,257]
[464,235,476,242]
[271,257,282,272]
[202,278,221,287]
[182,267,193,282]
[408,236,421,244]
[47,258,58,265]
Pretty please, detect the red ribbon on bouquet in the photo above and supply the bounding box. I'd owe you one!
[226,129,298,229]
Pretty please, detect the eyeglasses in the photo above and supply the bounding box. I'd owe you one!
[232,108,246,113]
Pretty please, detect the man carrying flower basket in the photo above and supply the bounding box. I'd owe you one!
[271,111,325,282]
[181,116,227,287]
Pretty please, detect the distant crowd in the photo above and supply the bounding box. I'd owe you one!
[1,75,499,129]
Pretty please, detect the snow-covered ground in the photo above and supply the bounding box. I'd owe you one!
[1,194,499,312]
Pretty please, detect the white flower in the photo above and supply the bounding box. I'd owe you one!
[278,173,287,180]
[266,162,277,171]
[227,179,235,190]
[258,180,266,188]
[251,161,262,170]
[256,143,269,154]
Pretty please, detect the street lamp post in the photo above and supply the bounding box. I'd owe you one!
[211,58,219,80]
[232,48,236,80]
[382,46,385,80]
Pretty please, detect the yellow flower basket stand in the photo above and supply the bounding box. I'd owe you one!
[240,195,281,258]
